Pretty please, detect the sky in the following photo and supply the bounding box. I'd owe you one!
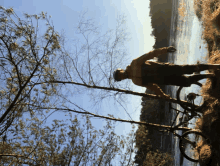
[0,0,155,158]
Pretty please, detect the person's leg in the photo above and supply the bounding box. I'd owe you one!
[162,75,192,87]
[197,64,220,71]
[188,74,215,84]
[181,64,220,74]
[163,74,215,87]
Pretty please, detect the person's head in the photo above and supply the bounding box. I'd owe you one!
[113,68,128,81]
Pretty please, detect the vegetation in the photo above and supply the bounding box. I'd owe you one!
[0,114,137,165]
[193,0,220,165]
[2,2,210,164]
[134,89,173,166]
[145,0,220,165]
[148,0,220,164]
[0,6,138,165]
[149,0,172,54]
[0,6,180,166]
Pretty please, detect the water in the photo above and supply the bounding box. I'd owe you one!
[168,0,209,165]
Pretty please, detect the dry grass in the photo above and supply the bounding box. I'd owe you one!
[194,0,203,20]
[177,26,182,32]
[177,0,220,164]
[201,0,220,53]
[178,0,187,20]
[199,144,212,166]
[192,0,220,165]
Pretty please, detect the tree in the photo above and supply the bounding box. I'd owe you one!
[0,6,194,165]
[0,114,136,165]
[0,5,192,133]
[0,6,137,165]
[0,7,132,133]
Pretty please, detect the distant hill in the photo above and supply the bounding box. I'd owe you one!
[149,0,175,128]
[150,0,172,53]
[134,1,175,165]
[149,0,174,128]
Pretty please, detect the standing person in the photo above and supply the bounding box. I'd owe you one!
[113,46,218,99]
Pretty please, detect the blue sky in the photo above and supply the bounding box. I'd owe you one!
[1,0,155,154]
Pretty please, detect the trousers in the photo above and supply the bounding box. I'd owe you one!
[142,64,218,87]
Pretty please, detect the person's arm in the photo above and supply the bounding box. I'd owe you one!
[146,83,171,99]
[135,47,169,65]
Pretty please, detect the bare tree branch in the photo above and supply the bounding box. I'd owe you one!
[32,80,198,108]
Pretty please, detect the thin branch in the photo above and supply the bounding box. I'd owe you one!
[32,80,198,108]
[0,154,36,161]
[26,105,194,132]
[0,24,53,125]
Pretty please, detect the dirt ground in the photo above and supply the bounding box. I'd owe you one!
[193,0,220,165]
